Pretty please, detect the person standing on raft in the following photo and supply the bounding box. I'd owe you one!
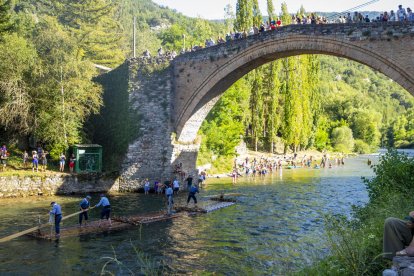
[165,184,174,215]
[95,194,112,227]
[50,202,62,238]
[186,185,199,206]
[79,195,91,227]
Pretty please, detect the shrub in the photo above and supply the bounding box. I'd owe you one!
[354,139,371,154]
[331,126,354,153]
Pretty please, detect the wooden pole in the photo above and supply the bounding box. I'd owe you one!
[133,16,136,58]
[0,207,95,243]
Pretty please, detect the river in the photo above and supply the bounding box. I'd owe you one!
[0,155,377,275]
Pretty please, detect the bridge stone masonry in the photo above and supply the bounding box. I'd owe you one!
[107,22,414,190]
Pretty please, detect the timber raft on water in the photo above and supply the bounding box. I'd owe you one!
[28,200,236,240]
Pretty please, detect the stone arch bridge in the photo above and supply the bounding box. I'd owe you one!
[99,22,414,190]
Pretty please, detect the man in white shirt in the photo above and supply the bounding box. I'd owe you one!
[397,5,407,21]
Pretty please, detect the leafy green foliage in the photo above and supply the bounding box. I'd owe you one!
[0,0,13,37]
[200,79,250,156]
[365,150,414,201]
[331,126,354,153]
[235,0,253,31]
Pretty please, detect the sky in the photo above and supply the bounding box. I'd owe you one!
[152,0,412,19]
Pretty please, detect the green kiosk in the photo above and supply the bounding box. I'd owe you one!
[72,144,102,173]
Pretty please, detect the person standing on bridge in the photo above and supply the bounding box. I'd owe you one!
[79,195,91,227]
[95,194,112,227]
[50,202,62,238]
[397,5,407,21]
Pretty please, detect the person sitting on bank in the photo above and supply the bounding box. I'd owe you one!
[95,194,111,227]
[186,184,199,206]
[79,195,92,227]
[383,212,414,259]
[50,202,62,238]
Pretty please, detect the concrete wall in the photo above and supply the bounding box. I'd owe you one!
[0,174,119,198]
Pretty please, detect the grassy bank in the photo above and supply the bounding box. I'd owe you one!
[297,149,414,275]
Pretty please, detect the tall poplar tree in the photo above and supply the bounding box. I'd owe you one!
[280,2,291,25]
[262,61,282,153]
[267,0,275,22]
[235,0,253,31]
[252,0,262,27]
[249,69,264,151]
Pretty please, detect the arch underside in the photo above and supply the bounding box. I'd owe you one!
[176,35,414,143]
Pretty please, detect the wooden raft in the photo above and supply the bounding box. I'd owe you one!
[27,201,235,240]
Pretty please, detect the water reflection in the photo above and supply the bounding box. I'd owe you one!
[0,156,374,274]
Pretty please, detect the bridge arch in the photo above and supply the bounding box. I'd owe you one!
[172,23,414,143]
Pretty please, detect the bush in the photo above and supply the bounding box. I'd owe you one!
[364,149,414,201]
[354,139,371,154]
[331,126,354,153]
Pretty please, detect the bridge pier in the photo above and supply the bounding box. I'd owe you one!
[118,58,198,191]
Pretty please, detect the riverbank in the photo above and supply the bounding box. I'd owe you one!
[200,149,355,177]
[0,173,119,198]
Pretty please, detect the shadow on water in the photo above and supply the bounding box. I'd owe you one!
[0,156,375,274]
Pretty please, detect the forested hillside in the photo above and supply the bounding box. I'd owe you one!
[0,0,412,167]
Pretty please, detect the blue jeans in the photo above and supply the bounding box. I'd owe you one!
[55,214,62,234]
[187,193,197,204]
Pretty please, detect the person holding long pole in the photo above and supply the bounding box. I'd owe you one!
[79,195,92,227]
[95,194,112,227]
[50,202,62,238]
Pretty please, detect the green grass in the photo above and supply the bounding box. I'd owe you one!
[0,146,68,177]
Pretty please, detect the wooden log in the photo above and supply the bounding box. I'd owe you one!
[0,208,95,243]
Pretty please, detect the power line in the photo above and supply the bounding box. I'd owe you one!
[326,0,380,20]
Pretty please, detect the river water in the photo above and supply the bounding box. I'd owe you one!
[0,155,376,275]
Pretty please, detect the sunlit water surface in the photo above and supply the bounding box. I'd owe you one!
[0,155,381,275]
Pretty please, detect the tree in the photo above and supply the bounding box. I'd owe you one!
[32,17,102,157]
[267,0,275,22]
[252,0,262,27]
[0,34,37,135]
[280,2,291,25]
[235,0,253,31]
[224,4,235,33]
[331,126,354,153]
[0,0,13,38]
[249,69,264,151]
[158,24,186,51]
[55,0,126,67]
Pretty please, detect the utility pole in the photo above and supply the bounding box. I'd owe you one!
[60,66,67,148]
[182,34,186,52]
[133,16,136,58]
